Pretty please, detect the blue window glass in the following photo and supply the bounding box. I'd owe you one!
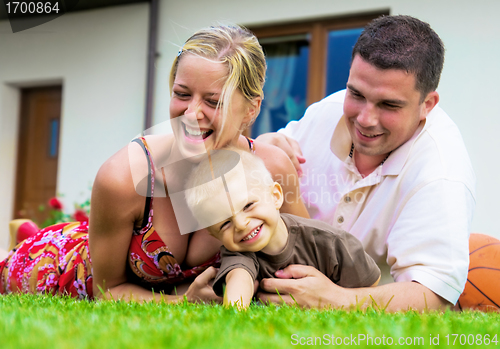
[325,28,363,96]
[48,118,59,158]
[252,27,363,136]
[251,36,309,136]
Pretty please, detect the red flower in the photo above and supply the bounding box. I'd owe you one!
[73,209,89,223]
[48,197,63,210]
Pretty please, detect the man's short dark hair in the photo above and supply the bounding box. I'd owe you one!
[352,15,444,101]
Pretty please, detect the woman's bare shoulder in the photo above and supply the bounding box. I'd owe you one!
[94,144,138,200]
[253,140,309,217]
[253,140,298,177]
[91,139,154,230]
[142,134,175,152]
[95,135,174,192]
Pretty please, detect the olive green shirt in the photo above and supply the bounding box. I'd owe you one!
[213,214,380,297]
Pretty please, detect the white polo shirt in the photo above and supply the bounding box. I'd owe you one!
[280,90,476,304]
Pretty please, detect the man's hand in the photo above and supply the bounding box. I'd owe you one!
[257,264,451,312]
[255,133,305,176]
[257,265,344,308]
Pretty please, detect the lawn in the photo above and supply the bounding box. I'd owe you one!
[0,294,499,349]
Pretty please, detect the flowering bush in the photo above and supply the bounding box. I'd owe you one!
[48,197,63,210]
[40,196,90,228]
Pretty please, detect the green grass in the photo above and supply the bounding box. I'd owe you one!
[1,294,499,349]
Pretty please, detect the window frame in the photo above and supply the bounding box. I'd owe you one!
[249,11,389,106]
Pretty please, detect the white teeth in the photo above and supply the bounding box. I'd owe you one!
[243,226,261,241]
[185,125,210,136]
[360,131,381,138]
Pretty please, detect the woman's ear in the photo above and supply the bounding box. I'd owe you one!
[272,182,284,210]
[243,96,262,124]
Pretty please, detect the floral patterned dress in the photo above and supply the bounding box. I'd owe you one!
[0,222,92,299]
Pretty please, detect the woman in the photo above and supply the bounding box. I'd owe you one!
[0,25,308,302]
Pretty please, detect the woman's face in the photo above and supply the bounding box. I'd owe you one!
[170,53,256,160]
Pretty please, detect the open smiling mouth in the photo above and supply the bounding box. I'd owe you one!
[183,123,213,140]
[358,129,383,139]
[242,224,263,242]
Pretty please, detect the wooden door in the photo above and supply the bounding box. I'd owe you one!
[14,86,62,225]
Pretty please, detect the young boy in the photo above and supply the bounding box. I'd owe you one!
[185,147,380,309]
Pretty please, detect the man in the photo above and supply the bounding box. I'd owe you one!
[255,15,476,311]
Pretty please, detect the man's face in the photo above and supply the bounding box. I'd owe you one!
[343,55,436,162]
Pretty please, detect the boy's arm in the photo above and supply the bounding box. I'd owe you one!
[224,268,255,310]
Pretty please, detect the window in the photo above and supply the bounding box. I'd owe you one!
[249,11,388,136]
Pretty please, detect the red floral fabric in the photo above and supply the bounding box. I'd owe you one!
[0,220,220,299]
[0,222,92,299]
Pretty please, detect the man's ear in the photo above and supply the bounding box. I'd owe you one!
[272,182,284,210]
[420,91,439,121]
[243,96,262,124]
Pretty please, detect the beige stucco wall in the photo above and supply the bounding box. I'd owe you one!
[0,3,149,248]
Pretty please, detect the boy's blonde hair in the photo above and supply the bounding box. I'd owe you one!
[170,25,266,146]
[185,147,273,218]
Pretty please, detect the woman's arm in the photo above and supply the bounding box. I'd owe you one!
[223,268,255,310]
[254,142,310,218]
[89,144,218,303]
[89,144,164,302]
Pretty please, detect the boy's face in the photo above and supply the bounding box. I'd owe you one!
[200,178,284,254]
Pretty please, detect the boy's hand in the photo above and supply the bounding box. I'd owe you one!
[184,267,222,304]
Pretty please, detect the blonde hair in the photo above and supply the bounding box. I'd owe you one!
[170,25,266,146]
[185,147,273,216]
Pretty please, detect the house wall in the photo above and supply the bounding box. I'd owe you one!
[154,0,500,238]
[0,3,149,248]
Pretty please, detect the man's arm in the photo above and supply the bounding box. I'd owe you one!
[257,265,449,312]
[224,268,255,310]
